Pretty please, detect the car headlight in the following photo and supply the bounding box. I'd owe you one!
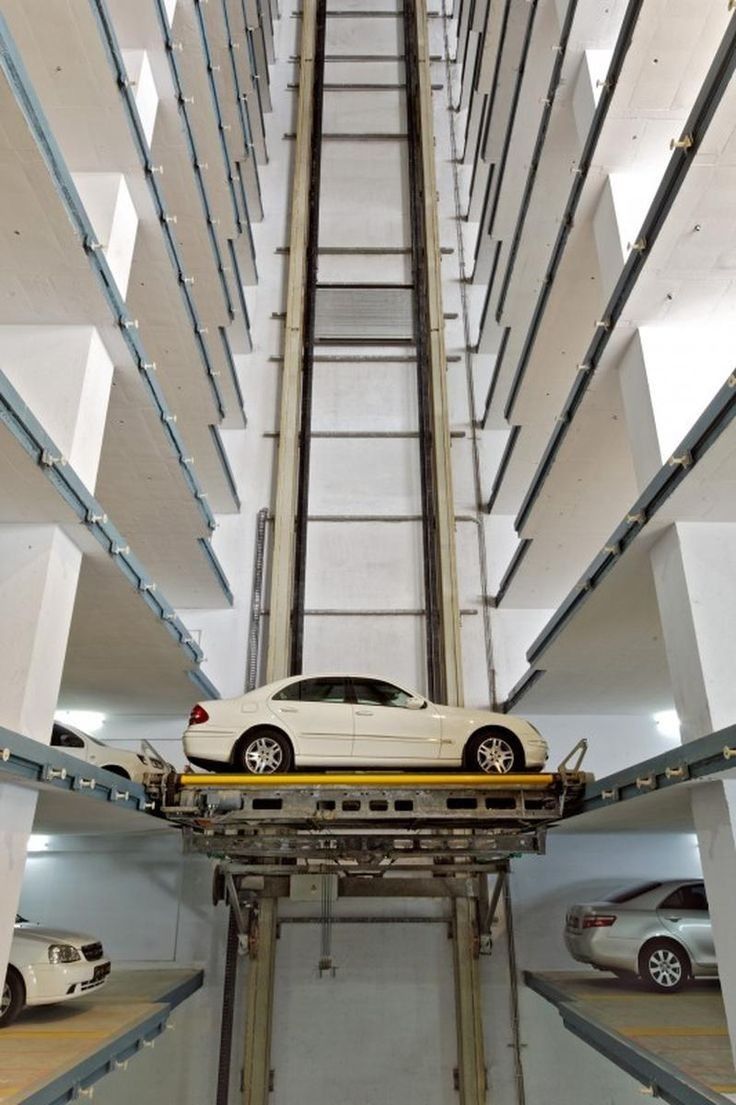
[48,944,82,964]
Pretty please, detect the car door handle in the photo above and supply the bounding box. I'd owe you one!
[355,709,374,716]
[666,916,681,923]
[279,706,298,713]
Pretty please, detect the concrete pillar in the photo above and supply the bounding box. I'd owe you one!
[651,522,736,1057]
[0,525,83,979]
[0,324,113,982]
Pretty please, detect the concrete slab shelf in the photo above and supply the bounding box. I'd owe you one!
[501,397,736,713]
[526,971,735,1104]
[0,968,203,1105]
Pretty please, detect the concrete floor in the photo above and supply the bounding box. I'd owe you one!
[0,968,201,1105]
[528,971,736,1099]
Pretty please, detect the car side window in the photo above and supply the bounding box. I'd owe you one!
[272,681,301,702]
[660,884,709,911]
[51,727,85,749]
[298,678,347,703]
[353,679,413,708]
[273,678,347,703]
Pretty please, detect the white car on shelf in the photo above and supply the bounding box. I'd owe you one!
[50,722,168,784]
[183,673,548,775]
[2,916,111,1027]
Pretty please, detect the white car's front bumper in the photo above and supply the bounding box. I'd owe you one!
[23,959,111,1006]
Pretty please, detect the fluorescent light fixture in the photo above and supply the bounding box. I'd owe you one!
[28,834,50,852]
[654,709,681,741]
[54,710,106,733]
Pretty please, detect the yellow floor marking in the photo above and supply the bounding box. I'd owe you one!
[0,1029,107,1039]
[709,1086,736,1094]
[621,1026,729,1038]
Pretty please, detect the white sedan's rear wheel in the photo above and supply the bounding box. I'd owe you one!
[237,730,292,775]
[466,730,523,774]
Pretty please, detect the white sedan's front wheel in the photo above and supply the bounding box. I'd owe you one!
[237,730,293,775]
[466,730,523,774]
[0,969,24,1028]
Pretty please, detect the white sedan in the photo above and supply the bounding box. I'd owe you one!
[50,723,167,784]
[183,673,548,775]
[2,917,111,1027]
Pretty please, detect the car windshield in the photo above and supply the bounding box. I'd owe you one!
[605,881,663,903]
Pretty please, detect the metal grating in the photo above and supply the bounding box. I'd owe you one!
[314,283,414,342]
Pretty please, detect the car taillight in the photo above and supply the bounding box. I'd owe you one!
[189,704,209,725]
[582,914,617,929]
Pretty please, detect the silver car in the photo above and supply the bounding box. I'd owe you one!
[564,880,717,992]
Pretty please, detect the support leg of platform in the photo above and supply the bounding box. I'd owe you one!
[242,898,278,1105]
[452,896,487,1105]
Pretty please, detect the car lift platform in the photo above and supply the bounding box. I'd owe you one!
[159,762,587,873]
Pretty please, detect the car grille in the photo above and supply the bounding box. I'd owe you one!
[82,942,104,962]
[80,963,111,990]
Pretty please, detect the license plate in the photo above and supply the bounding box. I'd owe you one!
[93,963,111,983]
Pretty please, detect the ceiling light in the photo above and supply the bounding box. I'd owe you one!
[54,710,106,733]
[654,709,680,741]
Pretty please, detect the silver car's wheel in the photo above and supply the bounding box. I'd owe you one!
[467,730,522,774]
[640,942,688,993]
[237,730,292,775]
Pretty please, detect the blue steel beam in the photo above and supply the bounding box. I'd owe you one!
[574,724,736,818]
[0,727,151,813]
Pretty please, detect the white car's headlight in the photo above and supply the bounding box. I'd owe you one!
[48,944,82,964]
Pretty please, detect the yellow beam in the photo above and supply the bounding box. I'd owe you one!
[177,772,556,788]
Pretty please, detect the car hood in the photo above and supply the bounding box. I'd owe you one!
[14,923,100,948]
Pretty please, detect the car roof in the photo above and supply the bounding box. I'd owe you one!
[251,673,420,694]
[608,879,705,908]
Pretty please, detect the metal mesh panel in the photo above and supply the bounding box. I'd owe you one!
[315,284,414,341]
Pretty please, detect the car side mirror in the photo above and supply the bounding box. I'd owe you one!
[405,696,426,710]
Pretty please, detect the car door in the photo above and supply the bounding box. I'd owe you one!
[269,677,353,763]
[350,678,443,763]
[657,883,716,972]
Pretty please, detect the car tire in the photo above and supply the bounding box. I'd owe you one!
[236,729,293,775]
[465,729,524,774]
[1,968,25,1028]
[102,766,131,780]
[639,940,689,993]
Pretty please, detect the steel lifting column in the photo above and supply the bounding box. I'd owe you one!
[242,898,278,1105]
[403,0,464,706]
[452,897,487,1105]
[266,0,319,682]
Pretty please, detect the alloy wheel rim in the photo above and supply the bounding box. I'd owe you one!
[245,737,283,774]
[648,948,682,987]
[1,981,11,1018]
[477,737,515,774]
